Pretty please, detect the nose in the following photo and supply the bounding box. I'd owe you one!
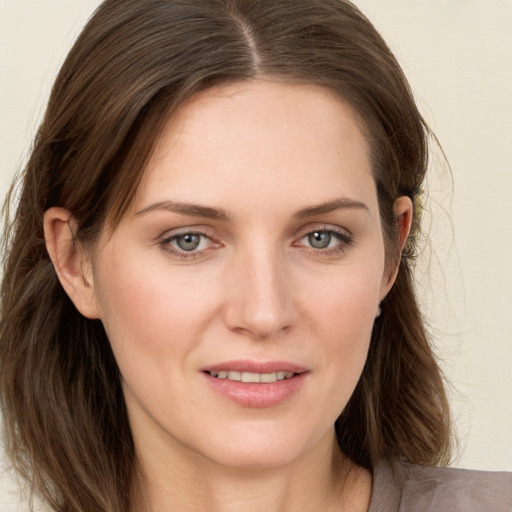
[223,244,298,340]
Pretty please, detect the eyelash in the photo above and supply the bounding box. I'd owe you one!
[159,227,353,260]
[159,231,217,260]
[295,227,353,257]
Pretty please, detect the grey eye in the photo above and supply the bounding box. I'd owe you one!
[307,231,332,249]
[175,234,202,251]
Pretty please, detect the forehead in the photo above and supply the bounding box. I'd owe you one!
[131,80,377,218]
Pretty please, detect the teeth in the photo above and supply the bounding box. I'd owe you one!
[242,372,261,383]
[260,372,277,383]
[209,370,296,382]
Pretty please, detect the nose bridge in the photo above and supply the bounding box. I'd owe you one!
[225,239,295,339]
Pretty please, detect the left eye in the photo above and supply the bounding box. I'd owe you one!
[301,230,347,250]
[166,233,211,252]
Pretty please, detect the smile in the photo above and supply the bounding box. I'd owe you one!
[207,370,296,383]
[203,368,308,407]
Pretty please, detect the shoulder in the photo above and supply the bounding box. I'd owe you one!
[368,459,512,512]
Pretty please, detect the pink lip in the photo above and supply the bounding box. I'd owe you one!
[201,360,309,408]
[202,360,307,374]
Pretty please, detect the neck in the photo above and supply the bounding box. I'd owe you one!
[131,430,372,512]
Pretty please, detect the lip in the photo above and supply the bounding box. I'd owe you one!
[201,360,309,408]
[202,360,307,374]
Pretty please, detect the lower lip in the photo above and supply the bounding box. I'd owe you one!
[203,372,308,408]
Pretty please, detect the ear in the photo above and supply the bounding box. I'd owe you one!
[393,195,414,254]
[44,207,100,319]
[379,196,413,299]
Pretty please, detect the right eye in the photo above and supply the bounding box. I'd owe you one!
[160,232,214,257]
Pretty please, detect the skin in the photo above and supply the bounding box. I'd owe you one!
[45,80,412,512]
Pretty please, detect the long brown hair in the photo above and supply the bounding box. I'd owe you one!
[1,1,451,510]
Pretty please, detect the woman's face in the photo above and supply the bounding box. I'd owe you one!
[89,81,395,470]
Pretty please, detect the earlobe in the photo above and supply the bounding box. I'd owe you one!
[43,207,100,319]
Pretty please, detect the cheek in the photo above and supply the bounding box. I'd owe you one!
[301,264,382,403]
[304,263,382,339]
[92,250,220,372]
[92,254,225,438]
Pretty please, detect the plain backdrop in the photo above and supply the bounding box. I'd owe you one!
[1,0,511,508]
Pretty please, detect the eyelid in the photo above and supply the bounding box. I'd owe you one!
[157,224,216,239]
[156,224,353,260]
[295,223,352,240]
[293,224,353,254]
[158,227,221,259]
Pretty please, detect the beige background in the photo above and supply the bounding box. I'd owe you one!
[1,0,511,508]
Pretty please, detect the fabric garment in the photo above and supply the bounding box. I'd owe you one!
[368,460,512,512]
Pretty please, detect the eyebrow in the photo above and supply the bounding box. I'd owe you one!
[135,200,232,221]
[135,197,368,221]
[293,198,369,218]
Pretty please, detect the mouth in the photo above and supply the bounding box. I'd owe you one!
[205,370,299,383]
[202,364,308,407]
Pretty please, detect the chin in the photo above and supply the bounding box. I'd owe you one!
[193,421,332,471]
[206,446,305,471]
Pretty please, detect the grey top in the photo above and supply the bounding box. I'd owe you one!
[368,460,512,512]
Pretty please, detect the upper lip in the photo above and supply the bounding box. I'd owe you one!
[201,360,308,374]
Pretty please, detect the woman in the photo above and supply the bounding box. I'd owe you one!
[1,0,510,511]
